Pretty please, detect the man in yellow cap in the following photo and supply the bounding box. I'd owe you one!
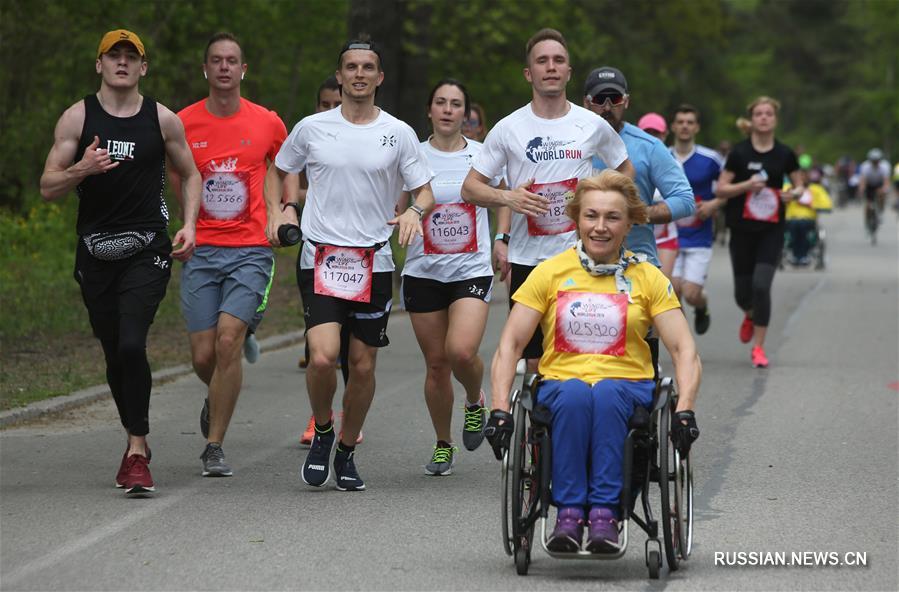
[39,29,202,497]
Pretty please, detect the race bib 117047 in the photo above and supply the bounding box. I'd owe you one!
[313,244,373,303]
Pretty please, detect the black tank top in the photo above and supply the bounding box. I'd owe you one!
[75,94,168,235]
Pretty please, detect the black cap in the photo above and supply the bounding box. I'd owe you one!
[584,66,628,98]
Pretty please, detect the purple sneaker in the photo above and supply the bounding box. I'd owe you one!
[546,507,584,552]
[586,507,619,553]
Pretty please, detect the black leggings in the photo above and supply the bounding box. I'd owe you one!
[75,235,171,436]
[728,228,782,327]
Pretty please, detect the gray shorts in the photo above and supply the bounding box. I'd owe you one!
[181,246,274,333]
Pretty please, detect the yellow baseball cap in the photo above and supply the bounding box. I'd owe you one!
[97,29,145,58]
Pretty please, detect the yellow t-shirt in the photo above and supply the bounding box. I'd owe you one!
[784,183,833,221]
[513,248,681,383]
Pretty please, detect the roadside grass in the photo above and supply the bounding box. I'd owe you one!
[0,202,305,411]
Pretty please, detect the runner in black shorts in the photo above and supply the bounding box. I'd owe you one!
[401,79,504,475]
[40,30,201,496]
[715,96,803,369]
[266,39,435,491]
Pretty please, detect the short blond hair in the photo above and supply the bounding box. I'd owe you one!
[566,170,649,226]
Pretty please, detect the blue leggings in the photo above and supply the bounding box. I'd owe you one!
[537,379,654,508]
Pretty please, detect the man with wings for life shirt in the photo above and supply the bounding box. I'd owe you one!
[461,28,634,367]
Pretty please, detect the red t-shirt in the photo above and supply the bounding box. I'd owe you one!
[178,98,288,246]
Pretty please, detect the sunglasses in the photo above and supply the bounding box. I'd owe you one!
[591,93,627,107]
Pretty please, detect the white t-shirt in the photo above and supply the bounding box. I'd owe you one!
[402,139,498,281]
[275,108,433,272]
[472,102,627,266]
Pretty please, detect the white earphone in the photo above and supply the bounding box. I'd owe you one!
[203,71,207,80]
[241,73,245,80]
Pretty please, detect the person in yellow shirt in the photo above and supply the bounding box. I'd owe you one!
[784,156,832,266]
[485,170,701,553]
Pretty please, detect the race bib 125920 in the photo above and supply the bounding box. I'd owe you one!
[554,290,627,356]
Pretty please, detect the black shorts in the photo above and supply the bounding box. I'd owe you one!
[297,269,392,348]
[74,232,172,336]
[401,275,493,313]
[510,263,543,360]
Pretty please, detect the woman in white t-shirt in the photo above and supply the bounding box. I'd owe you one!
[401,79,504,475]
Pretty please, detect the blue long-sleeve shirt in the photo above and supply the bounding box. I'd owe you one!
[593,122,694,266]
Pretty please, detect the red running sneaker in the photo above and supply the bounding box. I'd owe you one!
[751,345,769,368]
[739,315,753,343]
[121,454,155,496]
[116,445,151,488]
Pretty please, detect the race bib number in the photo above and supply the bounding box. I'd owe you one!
[554,291,627,356]
[423,203,477,254]
[200,170,251,221]
[676,195,704,228]
[743,187,781,223]
[526,178,578,236]
[313,245,373,303]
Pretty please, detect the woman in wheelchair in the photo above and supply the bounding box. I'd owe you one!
[485,170,701,554]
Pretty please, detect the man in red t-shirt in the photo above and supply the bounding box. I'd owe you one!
[171,32,297,477]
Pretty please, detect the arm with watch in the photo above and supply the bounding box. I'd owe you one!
[388,182,435,247]
[492,205,512,281]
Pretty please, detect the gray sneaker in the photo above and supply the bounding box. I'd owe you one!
[462,392,487,451]
[201,443,233,477]
[425,444,457,476]
[243,333,260,364]
[200,398,210,439]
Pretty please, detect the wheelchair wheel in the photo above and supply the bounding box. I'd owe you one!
[674,448,694,558]
[658,397,680,571]
[500,391,520,557]
[647,549,661,580]
[510,396,536,574]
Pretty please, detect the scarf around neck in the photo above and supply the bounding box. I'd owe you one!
[574,240,647,302]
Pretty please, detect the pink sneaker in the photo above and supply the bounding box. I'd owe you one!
[739,315,753,343]
[751,345,769,368]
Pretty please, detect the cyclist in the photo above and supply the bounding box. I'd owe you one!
[485,171,700,552]
[857,148,890,243]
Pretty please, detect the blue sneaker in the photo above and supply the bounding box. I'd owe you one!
[333,446,365,491]
[301,424,335,487]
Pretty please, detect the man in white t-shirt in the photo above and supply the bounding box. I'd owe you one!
[265,39,435,492]
[461,28,633,365]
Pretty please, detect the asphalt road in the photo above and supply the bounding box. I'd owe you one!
[2,204,897,591]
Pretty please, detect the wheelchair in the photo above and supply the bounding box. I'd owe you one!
[781,218,826,270]
[500,373,694,579]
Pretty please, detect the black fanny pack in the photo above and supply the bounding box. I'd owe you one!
[83,231,156,261]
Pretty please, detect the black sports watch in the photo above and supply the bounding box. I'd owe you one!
[282,202,301,216]
[494,232,510,244]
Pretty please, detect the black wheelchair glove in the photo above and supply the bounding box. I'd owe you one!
[670,410,700,456]
[484,409,514,461]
